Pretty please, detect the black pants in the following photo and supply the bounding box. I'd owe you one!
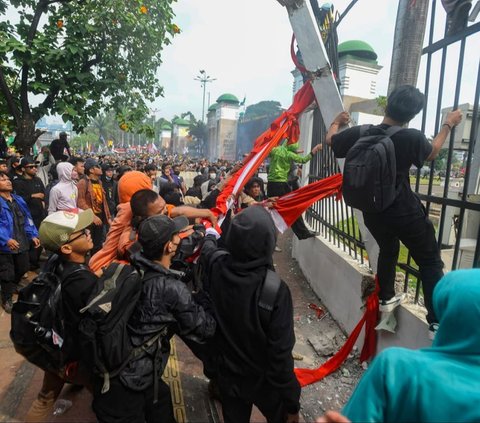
[28,240,42,270]
[363,212,443,324]
[0,251,30,301]
[92,376,175,423]
[267,181,311,239]
[90,217,106,256]
[221,383,288,423]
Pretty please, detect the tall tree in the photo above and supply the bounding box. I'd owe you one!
[89,111,117,141]
[244,101,284,120]
[0,0,178,152]
[388,0,429,94]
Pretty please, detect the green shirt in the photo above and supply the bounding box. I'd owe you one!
[267,143,312,183]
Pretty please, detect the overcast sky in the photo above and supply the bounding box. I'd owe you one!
[6,0,477,128]
[152,0,399,121]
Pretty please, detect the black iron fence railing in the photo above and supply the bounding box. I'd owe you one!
[305,0,479,303]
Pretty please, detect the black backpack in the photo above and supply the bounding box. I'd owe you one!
[10,255,86,373]
[342,125,403,213]
[78,263,140,390]
[78,262,166,394]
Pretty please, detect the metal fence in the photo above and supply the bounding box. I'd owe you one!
[305,0,480,302]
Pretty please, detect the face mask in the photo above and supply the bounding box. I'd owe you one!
[209,173,216,180]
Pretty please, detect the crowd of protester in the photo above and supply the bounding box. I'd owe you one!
[1,85,480,423]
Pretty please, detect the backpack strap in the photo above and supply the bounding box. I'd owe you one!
[385,126,404,138]
[99,326,168,395]
[258,269,281,331]
[359,124,373,137]
[79,264,125,313]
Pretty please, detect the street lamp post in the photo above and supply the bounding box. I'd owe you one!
[194,70,216,122]
[150,108,160,145]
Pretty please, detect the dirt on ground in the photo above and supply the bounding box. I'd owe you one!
[273,231,364,421]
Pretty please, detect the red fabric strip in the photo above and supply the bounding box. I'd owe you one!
[291,33,308,74]
[272,174,342,227]
[295,276,379,387]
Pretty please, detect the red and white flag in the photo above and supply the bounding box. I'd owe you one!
[214,81,316,219]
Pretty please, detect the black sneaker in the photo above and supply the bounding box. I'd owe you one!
[298,230,318,240]
[207,379,221,401]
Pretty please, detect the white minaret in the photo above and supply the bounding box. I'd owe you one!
[338,40,382,100]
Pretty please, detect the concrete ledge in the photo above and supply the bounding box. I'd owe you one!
[292,235,431,352]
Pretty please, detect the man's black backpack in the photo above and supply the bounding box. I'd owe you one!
[10,255,86,373]
[342,125,403,213]
[78,263,140,391]
[78,262,166,394]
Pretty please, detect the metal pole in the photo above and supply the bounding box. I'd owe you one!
[202,82,206,123]
[195,70,216,123]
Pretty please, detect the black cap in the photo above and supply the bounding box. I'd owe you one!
[138,215,189,254]
[102,163,114,172]
[20,157,39,167]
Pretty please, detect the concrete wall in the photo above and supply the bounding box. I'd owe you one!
[292,235,431,352]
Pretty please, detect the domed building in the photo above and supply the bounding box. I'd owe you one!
[206,93,240,160]
[172,117,191,155]
[159,122,172,150]
[338,40,383,106]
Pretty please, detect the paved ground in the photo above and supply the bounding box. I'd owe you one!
[0,231,364,422]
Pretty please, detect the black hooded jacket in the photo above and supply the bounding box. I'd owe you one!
[120,253,216,391]
[201,206,300,413]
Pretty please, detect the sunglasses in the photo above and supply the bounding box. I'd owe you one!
[67,228,90,244]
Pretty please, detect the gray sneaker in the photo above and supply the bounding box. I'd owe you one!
[379,293,406,313]
[429,323,439,340]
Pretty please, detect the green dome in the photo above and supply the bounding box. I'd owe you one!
[160,122,172,130]
[338,40,377,61]
[208,103,218,112]
[173,117,190,126]
[216,93,239,104]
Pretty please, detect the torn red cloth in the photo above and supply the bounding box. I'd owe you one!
[294,276,379,387]
[271,173,342,231]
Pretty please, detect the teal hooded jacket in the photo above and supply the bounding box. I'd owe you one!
[343,269,480,422]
